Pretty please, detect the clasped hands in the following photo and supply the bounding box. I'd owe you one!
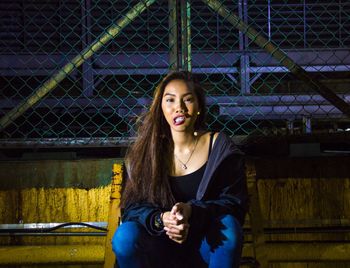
[162,202,192,244]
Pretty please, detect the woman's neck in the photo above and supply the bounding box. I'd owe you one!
[172,131,197,153]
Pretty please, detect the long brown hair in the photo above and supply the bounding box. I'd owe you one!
[120,71,207,209]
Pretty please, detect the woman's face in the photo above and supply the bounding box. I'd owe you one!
[161,79,200,134]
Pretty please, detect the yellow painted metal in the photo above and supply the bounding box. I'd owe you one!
[0,245,104,264]
[104,163,123,268]
[1,243,349,265]
[0,158,117,189]
[242,243,350,262]
[245,159,268,268]
[0,187,110,237]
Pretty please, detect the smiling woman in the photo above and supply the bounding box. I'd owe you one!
[111,71,248,268]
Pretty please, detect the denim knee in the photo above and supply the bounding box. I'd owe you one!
[219,214,243,252]
[112,221,143,258]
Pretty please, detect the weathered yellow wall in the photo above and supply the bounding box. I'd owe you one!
[255,157,350,236]
[257,178,350,242]
[1,156,350,267]
[0,186,111,245]
[269,263,350,268]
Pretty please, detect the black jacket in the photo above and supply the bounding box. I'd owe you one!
[121,132,248,235]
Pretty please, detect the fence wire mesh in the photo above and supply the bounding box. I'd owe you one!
[0,0,349,146]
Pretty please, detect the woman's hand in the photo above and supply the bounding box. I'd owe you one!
[162,202,192,244]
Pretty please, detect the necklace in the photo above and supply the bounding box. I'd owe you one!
[174,137,198,170]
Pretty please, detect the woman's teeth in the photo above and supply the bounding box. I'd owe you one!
[174,116,185,124]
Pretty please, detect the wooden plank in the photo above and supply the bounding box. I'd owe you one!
[103,163,123,268]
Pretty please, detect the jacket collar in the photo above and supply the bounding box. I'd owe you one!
[196,132,243,200]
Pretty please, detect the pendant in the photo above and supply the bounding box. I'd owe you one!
[181,164,187,170]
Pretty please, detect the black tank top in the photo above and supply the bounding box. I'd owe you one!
[169,133,214,202]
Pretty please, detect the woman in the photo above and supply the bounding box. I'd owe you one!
[112,71,248,268]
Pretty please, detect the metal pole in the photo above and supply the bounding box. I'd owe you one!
[267,0,271,41]
[0,0,157,131]
[201,0,350,118]
[246,158,268,268]
[0,232,105,236]
[103,163,123,268]
[169,0,179,70]
[181,0,192,71]
[238,0,250,94]
[186,1,192,72]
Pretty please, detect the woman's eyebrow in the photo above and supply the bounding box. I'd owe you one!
[163,92,176,97]
[163,92,193,97]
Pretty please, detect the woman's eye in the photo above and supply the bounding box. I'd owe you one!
[165,98,174,103]
[184,98,193,103]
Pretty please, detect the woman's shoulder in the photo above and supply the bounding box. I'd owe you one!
[197,131,219,147]
[198,130,238,145]
[210,131,243,155]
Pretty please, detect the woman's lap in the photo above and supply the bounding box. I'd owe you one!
[112,214,243,268]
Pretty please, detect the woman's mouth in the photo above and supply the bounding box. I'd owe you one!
[174,116,186,125]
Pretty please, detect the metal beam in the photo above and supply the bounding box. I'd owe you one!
[242,243,350,262]
[238,0,250,94]
[168,0,179,70]
[1,94,349,110]
[181,0,192,71]
[1,50,349,75]
[0,245,104,264]
[0,95,348,121]
[202,0,350,117]
[0,0,157,131]
[0,243,350,265]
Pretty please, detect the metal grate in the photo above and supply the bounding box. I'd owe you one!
[0,0,349,145]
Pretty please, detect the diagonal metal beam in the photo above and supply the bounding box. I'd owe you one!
[202,0,350,118]
[0,0,156,131]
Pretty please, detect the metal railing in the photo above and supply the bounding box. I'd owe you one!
[0,0,349,146]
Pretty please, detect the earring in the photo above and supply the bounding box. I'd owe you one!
[197,111,200,115]
[194,131,198,136]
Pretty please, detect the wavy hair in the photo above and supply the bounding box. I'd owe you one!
[120,71,207,209]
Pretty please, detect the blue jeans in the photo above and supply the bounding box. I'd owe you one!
[112,214,243,268]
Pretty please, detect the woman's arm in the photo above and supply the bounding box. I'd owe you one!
[188,154,248,230]
[120,163,165,236]
[122,202,165,235]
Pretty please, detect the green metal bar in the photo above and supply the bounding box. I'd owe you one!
[181,0,192,71]
[180,0,187,69]
[0,0,156,131]
[202,0,350,118]
[185,0,192,72]
[169,0,179,70]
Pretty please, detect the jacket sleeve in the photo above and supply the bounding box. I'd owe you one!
[121,202,164,235]
[188,154,248,230]
[120,164,165,236]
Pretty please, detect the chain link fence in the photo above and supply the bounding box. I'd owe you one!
[0,0,349,146]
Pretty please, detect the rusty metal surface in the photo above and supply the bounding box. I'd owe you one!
[242,243,350,262]
[0,245,105,264]
[0,158,122,189]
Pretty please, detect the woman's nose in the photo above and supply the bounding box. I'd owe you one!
[175,100,186,113]
[176,107,184,113]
